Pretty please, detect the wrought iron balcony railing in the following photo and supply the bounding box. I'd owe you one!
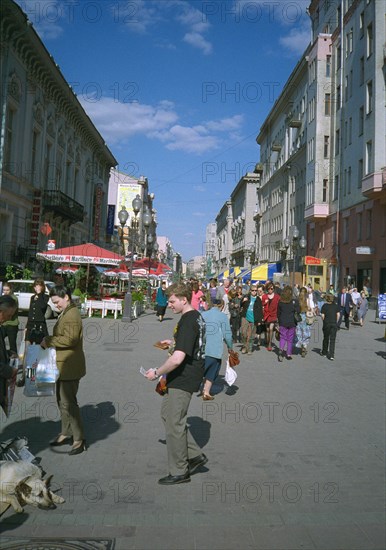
[43,190,84,224]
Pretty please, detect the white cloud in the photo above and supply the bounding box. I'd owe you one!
[16,0,64,39]
[279,24,311,56]
[183,32,212,55]
[193,185,206,192]
[81,97,244,154]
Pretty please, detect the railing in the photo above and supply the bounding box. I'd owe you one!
[43,190,84,223]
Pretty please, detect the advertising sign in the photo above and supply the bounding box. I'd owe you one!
[106,204,115,235]
[305,256,322,265]
[115,183,141,226]
[378,294,386,320]
[47,240,56,250]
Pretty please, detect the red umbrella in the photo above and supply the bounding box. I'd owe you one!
[37,243,123,266]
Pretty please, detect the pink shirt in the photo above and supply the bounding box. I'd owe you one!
[191,290,204,311]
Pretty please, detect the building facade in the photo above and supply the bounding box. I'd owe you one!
[256,0,385,294]
[0,0,117,266]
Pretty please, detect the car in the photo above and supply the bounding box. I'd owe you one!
[6,280,57,319]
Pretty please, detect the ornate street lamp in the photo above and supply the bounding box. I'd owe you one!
[119,195,142,322]
[283,226,307,289]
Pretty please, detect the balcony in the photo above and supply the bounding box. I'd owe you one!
[288,116,302,128]
[271,142,282,152]
[43,190,84,224]
[361,171,386,199]
[304,203,329,221]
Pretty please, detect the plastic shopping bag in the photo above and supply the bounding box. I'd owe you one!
[36,348,59,386]
[23,345,58,397]
[224,360,237,386]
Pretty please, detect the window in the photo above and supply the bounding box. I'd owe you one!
[359,106,364,135]
[349,70,353,97]
[335,129,340,155]
[359,12,364,38]
[324,135,329,158]
[322,179,328,202]
[4,107,15,171]
[344,75,349,102]
[360,56,365,85]
[358,159,363,188]
[346,28,353,55]
[366,210,372,239]
[325,93,331,115]
[367,23,373,57]
[343,168,347,195]
[348,166,352,194]
[343,218,349,243]
[357,213,362,240]
[349,117,352,145]
[31,130,39,184]
[44,142,52,189]
[344,120,348,148]
[366,140,372,174]
[366,81,373,114]
[334,175,339,200]
[326,55,331,77]
[336,85,341,110]
[336,44,342,69]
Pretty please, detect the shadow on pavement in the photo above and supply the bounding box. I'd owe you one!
[187,415,211,448]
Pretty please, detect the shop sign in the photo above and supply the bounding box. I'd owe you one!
[305,256,322,265]
[356,247,375,255]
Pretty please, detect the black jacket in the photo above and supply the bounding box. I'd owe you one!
[0,326,14,407]
[240,295,264,324]
[278,300,300,328]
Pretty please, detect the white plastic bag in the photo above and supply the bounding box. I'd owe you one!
[225,360,237,386]
[36,348,59,386]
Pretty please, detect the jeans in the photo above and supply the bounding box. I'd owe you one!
[322,324,338,358]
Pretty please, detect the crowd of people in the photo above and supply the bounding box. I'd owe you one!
[0,275,374,486]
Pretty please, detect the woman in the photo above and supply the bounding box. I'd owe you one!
[208,279,218,306]
[190,281,204,311]
[2,282,19,354]
[228,288,242,343]
[295,287,312,358]
[240,285,264,354]
[357,290,369,327]
[262,283,280,351]
[26,278,49,344]
[156,281,168,322]
[277,286,300,361]
[41,286,86,456]
[320,293,340,360]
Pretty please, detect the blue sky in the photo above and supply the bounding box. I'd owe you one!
[17,0,311,261]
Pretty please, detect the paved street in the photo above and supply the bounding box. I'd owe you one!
[1,308,385,550]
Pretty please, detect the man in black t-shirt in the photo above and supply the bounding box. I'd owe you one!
[320,294,340,360]
[146,283,206,485]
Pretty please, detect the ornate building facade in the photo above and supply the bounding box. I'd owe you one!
[0,0,117,265]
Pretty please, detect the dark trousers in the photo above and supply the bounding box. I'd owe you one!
[322,324,338,358]
[338,308,350,329]
[56,379,84,441]
[3,325,19,354]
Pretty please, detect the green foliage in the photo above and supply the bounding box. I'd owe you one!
[5,265,16,280]
[132,290,144,303]
[22,267,33,279]
[73,288,87,302]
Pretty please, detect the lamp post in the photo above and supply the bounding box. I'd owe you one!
[283,226,307,289]
[118,194,142,322]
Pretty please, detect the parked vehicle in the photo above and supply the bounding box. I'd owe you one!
[6,280,57,318]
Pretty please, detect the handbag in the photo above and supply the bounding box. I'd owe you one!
[305,310,315,325]
[228,350,240,367]
[274,323,280,341]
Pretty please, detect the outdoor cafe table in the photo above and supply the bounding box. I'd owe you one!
[85,299,123,319]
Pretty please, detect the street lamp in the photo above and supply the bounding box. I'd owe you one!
[118,195,142,322]
[283,226,307,289]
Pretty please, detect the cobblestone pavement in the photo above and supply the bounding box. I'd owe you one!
[1,309,385,550]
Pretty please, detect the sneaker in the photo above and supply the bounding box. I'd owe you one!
[241,347,247,354]
[301,347,307,358]
[247,350,252,355]
[329,356,335,361]
[278,352,283,362]
[320,352,327,357]
[286,355,293,360]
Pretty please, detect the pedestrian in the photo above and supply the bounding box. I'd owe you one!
[200,300,233,400]
[228,287,242,343]
[208,279,218,306]
[295,286,312,358]
[1,282,19,355]
[357,291,369,327]
[191,280,204,311]
[41,285,86,456]
[25,278,49,344]
[145,283,206,485]
[327,284,337,297]
[337,286,353,330]
[350,287,361,321]
[320,293,340,360]
[156,281,168,322]
[240,284,264,354]
[0,295,19,411]
[216,279,231,318]
[277,286,300,361]
[262,282,280,351]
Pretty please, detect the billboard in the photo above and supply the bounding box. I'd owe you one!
[115,183,142,226]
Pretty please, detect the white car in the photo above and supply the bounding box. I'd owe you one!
[7,280,57,318]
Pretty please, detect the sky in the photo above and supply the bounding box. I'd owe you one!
[16,0,311,261]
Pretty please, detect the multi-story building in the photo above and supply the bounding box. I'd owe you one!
[0,0,117,265]
[214,171,261,274]
[256,0,385,294]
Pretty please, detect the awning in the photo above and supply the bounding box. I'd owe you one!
[36,243,123,266]
[217,266,243,281]
[242,263,282,283]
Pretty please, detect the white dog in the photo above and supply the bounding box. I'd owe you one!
[0,460,65,513]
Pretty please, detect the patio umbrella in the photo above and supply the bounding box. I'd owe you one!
[55,265,80,274]
[37,243,123,266]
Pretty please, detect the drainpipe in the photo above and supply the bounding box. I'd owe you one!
[336,0,344,287]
